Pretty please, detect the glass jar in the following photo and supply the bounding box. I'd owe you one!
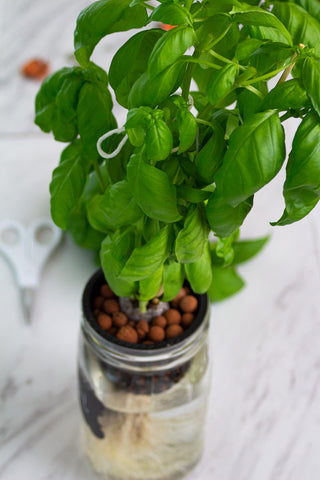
[78,270,211,480]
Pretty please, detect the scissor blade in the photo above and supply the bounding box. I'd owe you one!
[20,287,36,324]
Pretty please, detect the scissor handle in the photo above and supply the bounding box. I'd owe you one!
[0,219,62,286]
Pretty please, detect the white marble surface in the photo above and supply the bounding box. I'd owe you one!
[1,1,320,479]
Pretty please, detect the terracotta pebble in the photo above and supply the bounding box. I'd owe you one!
[93,296,104,309]
[136,320,149,333]
[149,326,165,342]
[181,313,194,328]
[117,325,138,343]
[179,295,198,313]
[97,313,112,330]
[104,299,119,314]
[100,284,114,298]
[164,309,181,325]
[112,312,128,327]
[171,287,188,307]
[166,324,183,339]
[152,316,167,328]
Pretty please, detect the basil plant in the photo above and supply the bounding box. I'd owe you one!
[35,0,320,310]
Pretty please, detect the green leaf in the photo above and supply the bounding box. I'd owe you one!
[215,230,239,266]
[177,186,211,203]
[120,226,171,281]
[175,205,208,263]
[50,140,88,230]
[281,0,320,19]
[208,266,245,302]
[100,231,138,296]
[109,29,163,108]
[87,180,143,232]
[148,25,194,78]
[67,200,105,251]
[195,123,226,184]
[184,243,213,294]
[231,6,292,45]
[215,110,286,207]
[195,14,232,49]
[139,267,164,301]
[233,235,270,264]
[74,0,148,66]
[127,154,182,222]
[148,4,192,26]
[128,62,185,108]
[77,82,116,161]
[272,112,320,225]
[235,38,265,61]
[177,109,197,154]
[35,67,84,142]
[272,2,320,55]
[302,56,320,117]
[145,116,173,161]
[206,192,253,237]
[207,63,238,106]
[162,262,185,302]
[260,78,310,111]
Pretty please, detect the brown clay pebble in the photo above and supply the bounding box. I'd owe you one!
[93,308,100,318]
[152,316,167,328]
[181,313,194,328]
[128,320,135,327]
[148,326,165,343]
[112,312,128,327]
[166,324,183,339]
[117,326,138,343]
[164,309,181,325]
[143,340,154,344]
[103,299,119,314]
[93,296,104,309]
[171,287,188,307]
[179,295,198,313]
[97,313,112,331]
[100,284,114,298]
[137,328,147,341]
[136,320,149,333]
[108,327,118,336]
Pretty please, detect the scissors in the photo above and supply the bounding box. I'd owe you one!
[0,219,63,323]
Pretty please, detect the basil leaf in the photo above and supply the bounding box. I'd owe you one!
[283,0,320,19]
[120,226,170,281]
[260,78,310,111]
[207,63,238,106]
[215,110,286,207]
[184,243,213,294]
[148,25,193,79]
[272,2,320,55]
[100,232,138,296]
[148,4,192,26]
[87,180,143,232]
[197,0,239,17]
[35,67,84,142]
[195,123,226,184]
[206,192,253,237]
[127,154,182,222]
[74,0,147,66]
[77,82,116,160]
[177,109,197,154]
[302,56,320,117]
[145,116,173,161]
[233,235,270,264]
[235,38,265,61]
[175,205,208,263]
[208,266,245,302]
[231,7,292,46]
[109,30,163,108]
[50,140,88,230]
[177,186,211,203]
[128,63,184,108]
[162,262,184,302]
[195,14,231,48]
[139,267,164,301]
[272,112,320,225]
[67,201,105,251]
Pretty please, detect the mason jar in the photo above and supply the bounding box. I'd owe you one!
[78,270,211,480]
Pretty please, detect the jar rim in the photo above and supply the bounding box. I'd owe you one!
[81,269,210,366]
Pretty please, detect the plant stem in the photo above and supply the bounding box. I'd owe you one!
[182,56,220,70]
[182,48,201,101]
[209,49,246,71]
[139,300,148,313]
[241,58,298,87]
[244,85,265,99]
[277,44,305,85]
[93,158,106,193]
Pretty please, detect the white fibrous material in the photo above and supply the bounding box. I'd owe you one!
[119,297,170,322]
